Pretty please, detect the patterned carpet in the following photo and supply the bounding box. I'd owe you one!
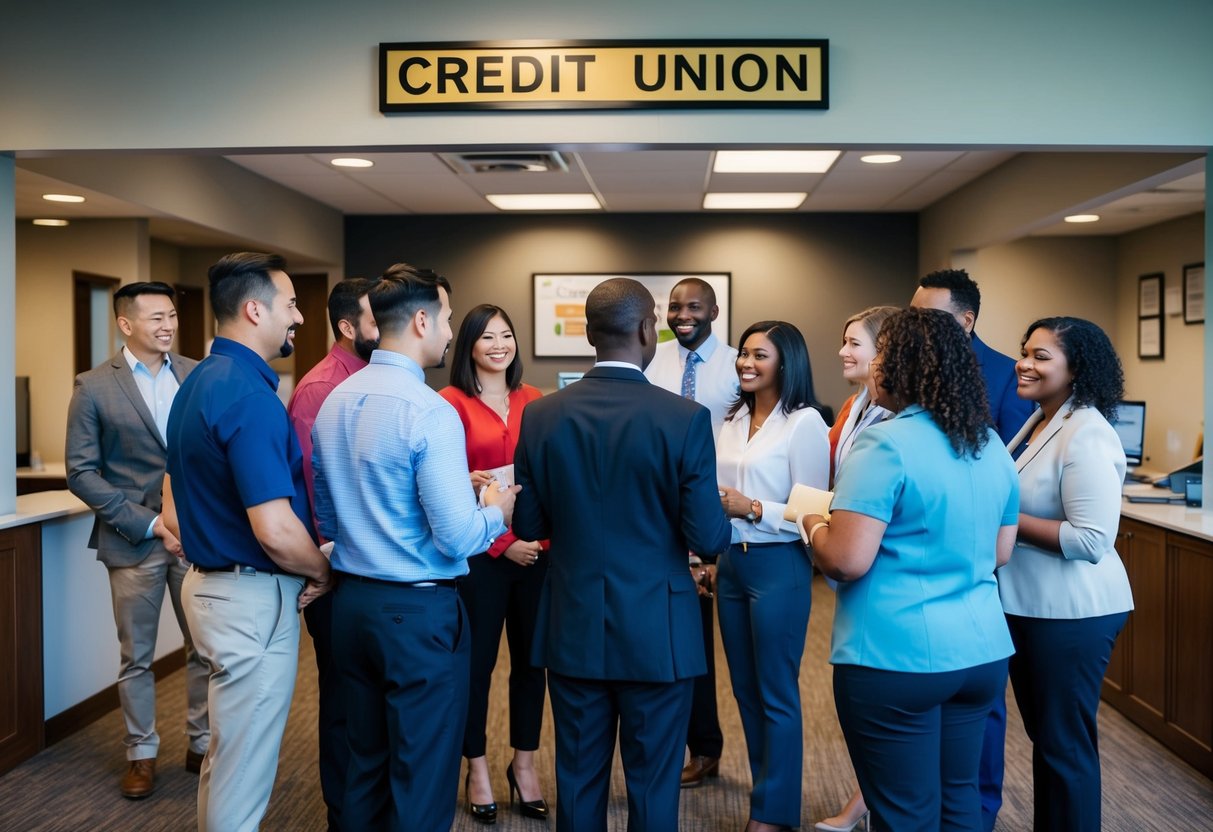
[1,576,1209,830]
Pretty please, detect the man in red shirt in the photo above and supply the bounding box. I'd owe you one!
[286,277,378,831]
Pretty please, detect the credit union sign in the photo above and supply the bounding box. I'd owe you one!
[380,40,828,111]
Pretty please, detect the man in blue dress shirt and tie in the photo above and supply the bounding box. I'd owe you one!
[643,277,739,788]
[311,263,517,831]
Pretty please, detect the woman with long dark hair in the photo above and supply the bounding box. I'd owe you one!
[715,320,830,832]
[801,308,1019,831]
[998,317,1133,832]
[439,304,549,825]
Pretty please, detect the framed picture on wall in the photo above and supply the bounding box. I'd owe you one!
[1138,273,1163,317]
[532,272,731,357]
[1183,262,1205,324]
[1138,316,1164,360]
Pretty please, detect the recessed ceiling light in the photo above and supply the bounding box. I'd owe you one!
[331,157,374,168]
[42,193,85,203]
[703,192,807,210]
[486,194,602,211]
[860,154,902,164]
[1064,214,1101,223]
[32,218,69,227]
[713,151,840,174]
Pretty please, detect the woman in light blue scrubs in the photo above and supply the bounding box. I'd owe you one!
[801,308,1019,832]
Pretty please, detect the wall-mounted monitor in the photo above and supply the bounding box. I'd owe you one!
[1110,399,1146,468]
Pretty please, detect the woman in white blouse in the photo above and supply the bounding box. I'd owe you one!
[716,320,830,832]
[998,316,1133,832]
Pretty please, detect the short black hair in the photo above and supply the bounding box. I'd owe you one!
[208,252,286,324]
[113,282,174,317]
[671,277,717,308]
[726,320,822,421]
[585,278,656,350]
[368,263,451,336]
[327,278,373,340]
[1021,316,1124,420]
[919,268,982,322]
[448,304,524,396]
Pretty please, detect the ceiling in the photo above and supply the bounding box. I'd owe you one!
[14,149,1206,248]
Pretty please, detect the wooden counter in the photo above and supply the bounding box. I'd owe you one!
[1103,493,1213,778]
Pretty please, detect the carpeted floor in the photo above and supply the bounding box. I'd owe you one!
[1,576,1209,830]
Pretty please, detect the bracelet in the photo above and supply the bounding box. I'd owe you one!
[807,521,830,549]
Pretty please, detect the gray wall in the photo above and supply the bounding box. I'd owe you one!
[346,212,917,412]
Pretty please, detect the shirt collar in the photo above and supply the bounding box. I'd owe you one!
[595,360,644,373]
[330,342,369,374]
[210,336,280,391]
[678,333,719,363]
[369,348,425,381]
[122,344,172,374]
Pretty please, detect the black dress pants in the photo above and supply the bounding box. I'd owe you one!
[686,593,724,757]
[459,550,548,758]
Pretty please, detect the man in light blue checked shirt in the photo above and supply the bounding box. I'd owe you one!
[312,263,518,831]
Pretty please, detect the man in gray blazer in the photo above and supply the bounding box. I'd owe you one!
[65,282,208,800]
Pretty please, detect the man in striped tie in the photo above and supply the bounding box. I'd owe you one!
[643,277,739,787]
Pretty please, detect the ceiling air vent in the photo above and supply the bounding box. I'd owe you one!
[439,151,570,175]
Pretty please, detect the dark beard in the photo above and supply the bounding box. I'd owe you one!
[353,334,379,361]
[278,329,296,358]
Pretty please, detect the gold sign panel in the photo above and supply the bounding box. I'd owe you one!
[380,40,828,111]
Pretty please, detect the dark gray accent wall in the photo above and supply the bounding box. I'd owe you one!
[346,212,917,413]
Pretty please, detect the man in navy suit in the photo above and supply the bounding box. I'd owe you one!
[912,268,1035,444]
[912,267,1035,832]
[513,277,731,831]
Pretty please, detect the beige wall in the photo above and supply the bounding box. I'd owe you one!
[16,220,148,463]
[972,236,1119,359]
[1116,213,1205,474]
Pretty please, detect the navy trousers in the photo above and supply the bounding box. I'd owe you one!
[834,659,1008,832]
[303,590,348,831]
[332,577,470,832]
[976,686,1006,832]
[547,671,693,832]
[716,540,812,827]
[686,592,724,758]
[1006,612,1127,832]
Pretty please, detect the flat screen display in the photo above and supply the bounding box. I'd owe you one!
[1110,400,1146,467]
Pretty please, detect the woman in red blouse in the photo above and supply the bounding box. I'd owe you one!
[440,304,549,824]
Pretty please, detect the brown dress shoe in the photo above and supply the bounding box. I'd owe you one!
[185,749,204,774]
[120,758,156,799]
[680,755,720,788]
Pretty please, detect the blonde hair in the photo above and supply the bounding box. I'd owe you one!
[842,305,900,344]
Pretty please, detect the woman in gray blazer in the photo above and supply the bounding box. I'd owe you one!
[997,316,1133,832]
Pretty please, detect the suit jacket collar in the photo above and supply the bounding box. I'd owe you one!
[1009,395,1076,472]
[108,350,166,449]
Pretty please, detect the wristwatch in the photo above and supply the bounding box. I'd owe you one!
[744,499,762,523]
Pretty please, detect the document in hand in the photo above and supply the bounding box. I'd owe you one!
[783,483,834,523]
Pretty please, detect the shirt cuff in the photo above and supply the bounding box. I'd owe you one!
[145,515,158,541]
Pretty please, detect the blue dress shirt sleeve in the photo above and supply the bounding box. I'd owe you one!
[831,428,904,523]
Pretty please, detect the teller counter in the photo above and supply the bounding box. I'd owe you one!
[1103,488,1213,778]
[0,492,185,775]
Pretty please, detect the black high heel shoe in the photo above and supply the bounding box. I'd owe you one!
[465,771,498,825]
[506,762,549,820]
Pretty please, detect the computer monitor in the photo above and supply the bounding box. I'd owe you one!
[1110,400,1146,467]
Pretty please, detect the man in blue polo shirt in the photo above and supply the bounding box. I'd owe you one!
[163,252,332,832]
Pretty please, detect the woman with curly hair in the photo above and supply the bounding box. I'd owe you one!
[996,317,1133,832]
[715,320,829,832]
[800,308,1019,831]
